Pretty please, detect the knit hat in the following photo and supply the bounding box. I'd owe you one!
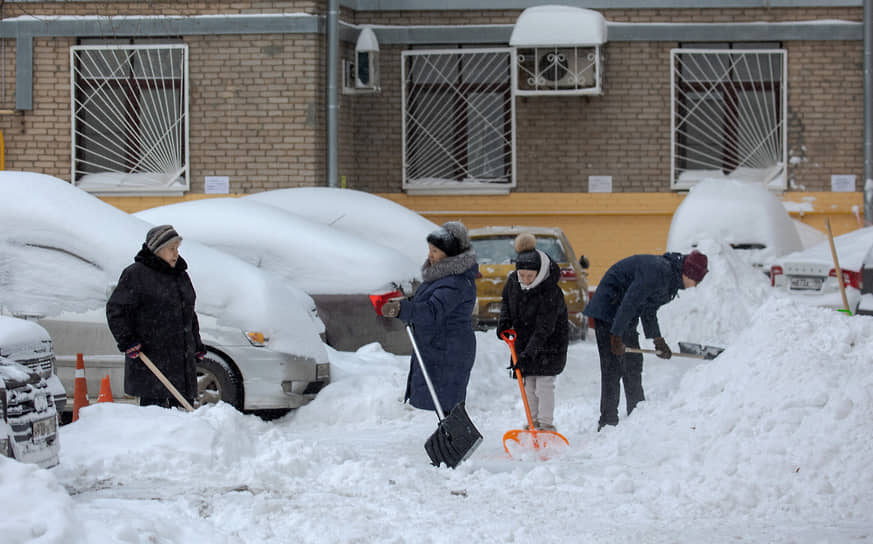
[426,221,471,257]
[145,224,182,254]
[682,250,708,282]
[513,232,540,270]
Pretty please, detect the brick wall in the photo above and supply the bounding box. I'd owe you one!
[0,3,863,196]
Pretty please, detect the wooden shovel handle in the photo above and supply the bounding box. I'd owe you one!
[138,352,195,412]
[825,218,852,314]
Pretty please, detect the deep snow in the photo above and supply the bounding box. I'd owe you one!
[3,242,872,543]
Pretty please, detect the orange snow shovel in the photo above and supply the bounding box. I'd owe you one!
[499,330,569,458]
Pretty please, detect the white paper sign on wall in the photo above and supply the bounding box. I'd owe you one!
[830,174,856,192]
[588,175,613,193]
[205,176,230,194]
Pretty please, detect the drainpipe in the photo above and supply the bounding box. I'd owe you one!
[866,0,873,223]
[326,0,339,188]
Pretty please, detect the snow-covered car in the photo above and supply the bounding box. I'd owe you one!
[243,187,438,265]
[135,197,422,353]
[0,355,60,468]
[467,226,590,340]
[0,315,65,413]
[770,226,873,315]
[667,178,805,273]
[0,172,330,415]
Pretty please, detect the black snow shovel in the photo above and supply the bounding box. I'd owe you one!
[405,325,483,468]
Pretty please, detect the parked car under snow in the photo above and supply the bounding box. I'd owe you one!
[0,172,330,416]
[667,178,806,274]
[136,196,425,354]
[770,226,873,316]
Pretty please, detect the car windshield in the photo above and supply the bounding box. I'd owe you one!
[471,236,567,265]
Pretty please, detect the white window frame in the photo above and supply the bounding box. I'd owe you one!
[70,43,190,195]
[401,47,516,195]
[670,46,787,191]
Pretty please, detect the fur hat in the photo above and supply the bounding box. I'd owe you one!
[426,221,471,257]
[514,232,540,271]
[145,224,182,254]
[682,250,708,282]
[514,232,537,254]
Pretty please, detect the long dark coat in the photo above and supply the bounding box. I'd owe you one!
[398,251,478,412]
[497,258,568,377]
[106,246,204,402]
[583,252,685,338]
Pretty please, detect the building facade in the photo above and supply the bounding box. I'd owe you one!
[0,1,865,281]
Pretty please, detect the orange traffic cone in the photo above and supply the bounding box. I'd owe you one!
[72,353,89,422]
[97,374,113,403]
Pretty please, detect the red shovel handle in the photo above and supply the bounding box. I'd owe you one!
[499,329,535,430]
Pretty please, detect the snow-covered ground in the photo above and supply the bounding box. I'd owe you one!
[3,243,872,543]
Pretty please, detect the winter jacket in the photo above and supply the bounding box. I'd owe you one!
[106,245,204,402]
[583,252,685,338]
[497,258,568,377]
[398,249,478,412]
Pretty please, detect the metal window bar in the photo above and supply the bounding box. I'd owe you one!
[71,44,188,191]
[670,48,786,189]
[402,48,515,189]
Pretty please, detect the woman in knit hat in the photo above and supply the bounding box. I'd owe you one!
[583,249,707,431]
[380,221,479,413]
[497,233,569,431]
[106,224,206,408]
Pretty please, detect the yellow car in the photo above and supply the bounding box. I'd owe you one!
[468,226,590,341]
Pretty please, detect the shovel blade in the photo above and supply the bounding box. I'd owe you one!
[502,429,569,459]
[678,341,725,360]
[424,401,483,468]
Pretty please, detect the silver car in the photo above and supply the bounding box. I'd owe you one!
[42,311,330,414]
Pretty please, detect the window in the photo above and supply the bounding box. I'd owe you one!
[402,48,515,194]
[671,43,786,190]
[71,41,189,194]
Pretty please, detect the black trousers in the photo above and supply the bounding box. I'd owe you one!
[593,319,645,427]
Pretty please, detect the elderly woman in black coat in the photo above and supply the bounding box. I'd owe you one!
[381,221,478,413]
[497,233,568,431]
[107,225,206,408]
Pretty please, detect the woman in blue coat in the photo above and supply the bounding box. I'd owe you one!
[381,221,478,412]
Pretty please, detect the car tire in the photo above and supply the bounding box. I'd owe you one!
[196,354,242,410]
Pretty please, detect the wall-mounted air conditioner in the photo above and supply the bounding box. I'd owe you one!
[342,26,380,95]
[510,6,607,96]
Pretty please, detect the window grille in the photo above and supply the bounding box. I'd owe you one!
[71,44,189,193]
[402,48,515,193]
[671,47,787,190]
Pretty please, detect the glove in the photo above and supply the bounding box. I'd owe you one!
[610,334,625,356]
[125,343,142,359]
[196,351,207,361]
[381,300,401,318]
[653,337,672,359]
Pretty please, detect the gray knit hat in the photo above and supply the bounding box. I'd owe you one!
[145,224,182,253]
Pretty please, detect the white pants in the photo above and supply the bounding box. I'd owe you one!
[524,375,556,426]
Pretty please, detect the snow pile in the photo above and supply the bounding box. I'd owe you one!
[655,238,776,347]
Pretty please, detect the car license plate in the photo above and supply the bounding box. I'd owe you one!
[32,416,56,442]
[790,276,823,291]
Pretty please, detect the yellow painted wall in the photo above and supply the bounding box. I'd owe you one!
[101,191,865,285]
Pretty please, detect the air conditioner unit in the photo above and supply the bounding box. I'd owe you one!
[539,48,596,89]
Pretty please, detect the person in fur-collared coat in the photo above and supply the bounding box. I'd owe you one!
[497,233,568,431]
[380,221,478,413]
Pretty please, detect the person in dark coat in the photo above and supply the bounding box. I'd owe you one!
[106,225,206,408]
[381,221,478,412]
[583,250,708,431]
[497,233,568,431]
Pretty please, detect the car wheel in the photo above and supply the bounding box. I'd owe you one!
[196,355,242,410]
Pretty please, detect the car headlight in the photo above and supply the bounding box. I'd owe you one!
[245,331,270,347]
